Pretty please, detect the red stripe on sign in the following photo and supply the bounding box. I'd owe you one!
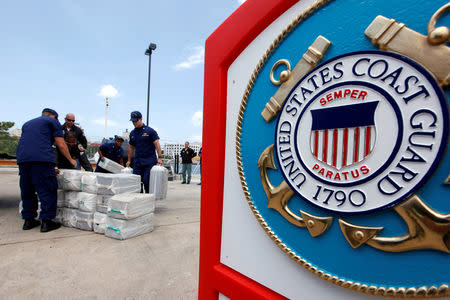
[365,126,371,157]
[353,127,360,163]
[342,128,348,167]
[322,130,328,163]
[332,129,338,168]
[314,131,319,158]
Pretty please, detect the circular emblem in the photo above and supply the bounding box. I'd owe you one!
[275,51,448,214]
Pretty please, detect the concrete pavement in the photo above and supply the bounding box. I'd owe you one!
[0,168,201,299]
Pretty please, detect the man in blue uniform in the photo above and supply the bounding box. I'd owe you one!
[16,108,77,232]
[95,136,124,173]
[126,111,162,193]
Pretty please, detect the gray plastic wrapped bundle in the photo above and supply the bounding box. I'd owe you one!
[97,157,124,174]
[107,193,155,220]
[121,167,133,174]
[96,173,141,195]
[57,190,65,208]
[64,191,79,209]
[81,173,97,194]
[105,213,154,240]
[78,192,97,212]
[149,166,169,200]
[93,212,107,234]
[96,194,112,214]
[75,210,94,231]
[62,208,77,227]
[54,208,64,224]
[62,170,84,191]
[57,171,65,189]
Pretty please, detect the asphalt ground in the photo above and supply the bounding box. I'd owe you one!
[0,168,201,299]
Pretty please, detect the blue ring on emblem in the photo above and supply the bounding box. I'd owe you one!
[274,50,449,215]
[292,80,403,187]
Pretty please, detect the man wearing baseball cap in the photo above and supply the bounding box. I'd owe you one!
[16,108,77,232]
[127,111,162,193]
[95,135,125,173]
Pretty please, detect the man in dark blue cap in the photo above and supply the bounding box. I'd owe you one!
[95,135,124,173]
[126,111,162,193]
[16,108,77,232]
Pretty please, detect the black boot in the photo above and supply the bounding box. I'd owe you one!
[23,219,41,230]
[40,220,61,232]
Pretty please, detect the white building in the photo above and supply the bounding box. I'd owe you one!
[164,142,202,159]
[122,129,130,141]
[9,128,22,137]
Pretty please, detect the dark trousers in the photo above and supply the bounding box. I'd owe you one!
[19,163,58,220]
[133,164,155,193]
[79,152,93,171]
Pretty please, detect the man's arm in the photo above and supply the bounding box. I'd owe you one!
[55,137,77,168]
[97,148,105,161]
[126,145,135,167]
[119,157,124,166]
[153,139,163,165]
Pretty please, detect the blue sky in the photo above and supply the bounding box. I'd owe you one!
[0,0,246,144]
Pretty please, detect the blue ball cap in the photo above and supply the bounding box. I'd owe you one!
[130,111,142,122]
[42,108,59,120]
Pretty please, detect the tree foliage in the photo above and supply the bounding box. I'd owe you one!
[0,122,19,157]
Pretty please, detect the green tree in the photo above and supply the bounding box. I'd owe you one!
[0,122,19,156]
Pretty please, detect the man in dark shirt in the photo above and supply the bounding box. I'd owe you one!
[16,108,77,232]
[95,136,124,173]
[180,141,196,184]
[61,113,92,171]
[126,111,163,193]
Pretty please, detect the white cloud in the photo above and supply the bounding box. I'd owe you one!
[174,46,205,71]
[98,84,119,98]
[92,118,119,127]
[189,135,202,142]
[192,111,203,126]
[238,0,246,4]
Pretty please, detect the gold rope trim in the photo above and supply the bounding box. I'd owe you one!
[233,0,449,297]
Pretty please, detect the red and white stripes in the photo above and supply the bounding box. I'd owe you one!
[311,126,375,169]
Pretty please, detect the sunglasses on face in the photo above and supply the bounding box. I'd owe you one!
[66,119,75,122]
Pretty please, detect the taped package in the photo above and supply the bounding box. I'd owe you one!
[149,166,169,200]
[78,192,97,212]
[107,193,155,220]
[62,208,77,227]
[96,173,141,195]
[75,210,94,231]
[97,157,124,174]
[93,212,107,234]
[96,194,112,214]
[81,173,98,194]
[57,189,65,208]
[62,169,84,191]
[64,191,80,208]
[54,207,64,224]
[57,171,65,189]
[105,213,154,240]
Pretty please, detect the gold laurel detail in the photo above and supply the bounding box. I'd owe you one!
[233,0,449,297]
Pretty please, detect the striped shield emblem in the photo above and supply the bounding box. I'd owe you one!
[310,101,378,170]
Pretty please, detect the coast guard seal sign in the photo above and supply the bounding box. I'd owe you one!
[235,0,450,297]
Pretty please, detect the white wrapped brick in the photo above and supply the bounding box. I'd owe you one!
[78,192,97,212]
[62,170,84,191]
[149,166,169,200]
[64,191,79,208]
[57,189,65,208]
[81,173,98,194]
[105,213,154,240]
[62,208,77,228]
[96,173,141,195]
[97,157,124,174]
[54,207,64,224]
[93,212,107,234]
[57,171,65,189]
[107,193,155,220]
[75,210,94,231]
[96,194,112,213]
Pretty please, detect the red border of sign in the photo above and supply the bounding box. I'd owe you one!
[199,1,297,299]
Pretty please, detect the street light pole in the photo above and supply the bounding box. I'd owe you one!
[145,43,157,125]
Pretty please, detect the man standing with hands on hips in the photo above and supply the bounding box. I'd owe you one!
[17,108,77,232]
[127,111,162,193]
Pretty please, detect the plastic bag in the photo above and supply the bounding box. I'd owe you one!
[78,192,97,212]
[81,173,98,194]
[54,208,64,224]
[105,213,154,240]
[96,194,112,214]
[75,210,94,231]
[121,167,133,174]
[96,173,141,195]
[107,193,155,220]
[63,169,84,191]
[97,157,124,174]
[57,189,65,208]
[64,191,80,209]
[93,212,107,234]
[149,166,169,200]
[62,208,77,227]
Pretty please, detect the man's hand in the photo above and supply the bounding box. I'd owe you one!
[70,159,77,168]
[126,161,131,167]
[100,156,105,162]
[158,158,163,165]
[55,167,60,175]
